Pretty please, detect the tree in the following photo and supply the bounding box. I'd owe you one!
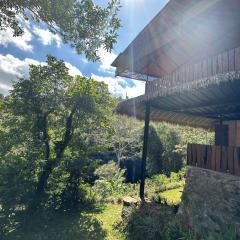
[0,55,115,211]
[110,115,143,165]
[146,125,164,176]
[0,0,121,61]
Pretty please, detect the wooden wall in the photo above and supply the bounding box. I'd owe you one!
[224,120,240,147]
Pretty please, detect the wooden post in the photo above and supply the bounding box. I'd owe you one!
[139,99,150,201]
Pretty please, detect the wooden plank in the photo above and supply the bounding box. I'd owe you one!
[215,146,221,171]
[189,64,194,83]
[206,145,212,170]
[235,47,240,71]
[212,55,218,75]
[207,58,212,77]
[185,64,189,83]
[211,145,216,171]
[228,121,235,147]
[202,145,207,168]
[193,63,198,81]
[187,144,191,165]
[229,48,235,71]
[236,121,240,147]
[202,59,207,78]
[190,144,194,166]
[197,145,203,168]
[233,147,240,176]
[172,71,176,86]
[198,62,203,80]
[176,68,179,84]
[189,144,194,166]
[221,146,228,173]
[222,51,229,73]
[217,53,223,74]
[228,146,234,174]
[192,144,197,166]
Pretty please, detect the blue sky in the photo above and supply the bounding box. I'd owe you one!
[0,0,168,97]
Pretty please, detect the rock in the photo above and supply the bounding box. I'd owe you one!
[179,166,240,236]
[122,197,139,206]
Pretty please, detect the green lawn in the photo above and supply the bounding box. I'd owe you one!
[5,204,124,240]
[5,188,182,240]
[159,187,183,205]
[94,204,125,240]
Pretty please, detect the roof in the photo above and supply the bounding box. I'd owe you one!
[112,0,240,128]
[112,0,240,81]
[116,77,240,130]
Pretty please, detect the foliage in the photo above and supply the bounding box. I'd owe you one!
[109,115,143,164]
[146,125,164,176]
[153,122,214,175]
[109,117,214,179]
[144,170,185,202]
[119,203,176,240]
[95,204,124,240]
[92,165,185,205]
[93,161,126,202]
[118,203,237,240]
[109,116,165,179]
[3,203,124,240]
[153,123,184,175]
[159,187,183,205]
[0,0,121,61]
[0,55,115,235]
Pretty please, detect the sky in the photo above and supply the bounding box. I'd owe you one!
[0,0,168,97]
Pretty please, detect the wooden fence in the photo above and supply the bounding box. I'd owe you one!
[187,144,240,176]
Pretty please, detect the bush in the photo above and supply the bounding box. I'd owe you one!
[93,161,127,202]
[118,203,237,240]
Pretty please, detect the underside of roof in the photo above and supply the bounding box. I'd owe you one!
[112,0,240,81]
[116,78,240,130]
[112,0,240,128]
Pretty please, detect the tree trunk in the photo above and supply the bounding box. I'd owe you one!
[28,109,75,211]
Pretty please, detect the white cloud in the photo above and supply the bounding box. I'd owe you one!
[65,62,82,76]
[0,54,45,95]
[0,28,33,52]
[0,54,82,95]
[98,47,117,73]
[33,27,62,48]
[91,74,145,98]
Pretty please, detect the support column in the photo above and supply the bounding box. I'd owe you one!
[140,100,150,201]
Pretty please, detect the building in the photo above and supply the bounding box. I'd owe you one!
[112,0,240,200]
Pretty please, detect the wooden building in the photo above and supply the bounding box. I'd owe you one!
[112,0,240,199]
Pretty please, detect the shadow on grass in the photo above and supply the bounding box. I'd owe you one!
[120,202,238,240]
[4,205,106,240]
[119,202,178,240]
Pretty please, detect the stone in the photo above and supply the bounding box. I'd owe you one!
[179,166,240,236]
[122,197,139,207]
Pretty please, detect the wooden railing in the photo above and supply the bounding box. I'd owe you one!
[187,144,240,176]
[146,46,240,98]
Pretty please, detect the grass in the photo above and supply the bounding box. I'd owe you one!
[159,187,183,205]
[95,204,125,240]
[4,204,124,240]
[4,187,182,240]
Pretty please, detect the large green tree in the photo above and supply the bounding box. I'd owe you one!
[0,0,121,60]
[0,55,115,212]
